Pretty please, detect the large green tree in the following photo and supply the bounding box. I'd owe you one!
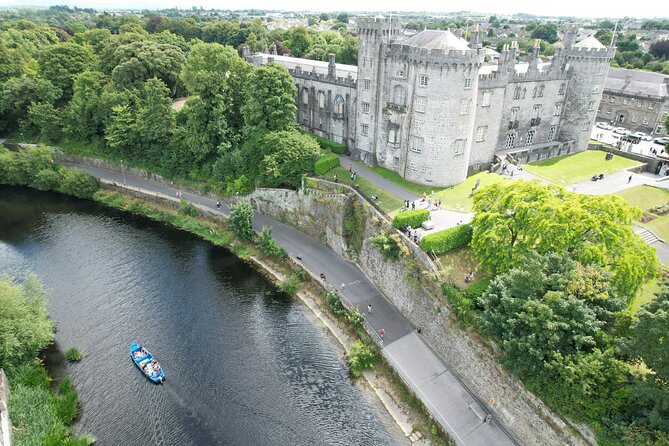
[471,180,658,299]
[0,76,61,132]
[255,130,320,188]
[37,42,97,99]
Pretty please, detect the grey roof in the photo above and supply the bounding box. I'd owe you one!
[399,29,471,52]
[573,35,606,49]
[254,54,357,80]
[605,67,668,98]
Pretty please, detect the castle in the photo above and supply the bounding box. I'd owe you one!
[245,18,616,187]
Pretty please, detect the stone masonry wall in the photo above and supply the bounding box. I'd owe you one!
[248,181,596,446]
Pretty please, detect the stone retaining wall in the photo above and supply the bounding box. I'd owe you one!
[248,179,596,446]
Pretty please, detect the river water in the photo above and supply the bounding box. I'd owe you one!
[0,187,406,446]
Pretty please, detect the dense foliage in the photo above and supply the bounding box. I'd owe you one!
[228,200,255,242]
[420,224,472,254]
[471,181,657,300]
[392,209,430,229]
[314,153,340,176]
[347,341,376,377]
[369,231,403,261]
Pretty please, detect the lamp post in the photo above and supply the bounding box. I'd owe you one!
[20,132,25,144]
[120,160,126,184]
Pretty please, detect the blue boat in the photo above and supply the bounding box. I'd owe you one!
[130,343,165,384]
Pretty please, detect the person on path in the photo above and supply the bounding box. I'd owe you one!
[367,304,372,314]
[216,200,221,209]
[320,273,326,282]
[334,174,338,183]
[349,164,353,173]
[628,174,633,183]
[378,328,385,339]
[411,201,416,211]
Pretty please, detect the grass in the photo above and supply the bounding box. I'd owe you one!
[614,185,669,241]
[645,217,669,242]
[434,246,485,288]
[323,166,403,213]
[630,278,661,313]
[349,162,427,196]
[65,347,83,362]
[523,150,641,185]
[433,172,510,212]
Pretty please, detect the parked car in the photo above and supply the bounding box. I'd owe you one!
[596,122,613,130]
[613,127,630,135]
[654,137,669,145]
[632,132,652,141]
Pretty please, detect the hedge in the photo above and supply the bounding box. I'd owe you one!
[315,136,347,154]
[441,283,476,325]
[392,209,430,229]
[463,277,492,301]
[420,223,472,254]
[314,153,340,175]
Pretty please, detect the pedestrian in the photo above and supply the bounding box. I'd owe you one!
[351,173,355,181]
[349,164,352,173]
[367,304,372,314]
[341,282,346,290]
[320,273,326,281]
[628,174,633,183]
[438,198,442,209]
[216,200,221,209]
[511,169,514,178]
[334,174,338,183]
[353,171,357,181]
[411,201,416,211]
[427,198,432,210]
[378,328,385,339]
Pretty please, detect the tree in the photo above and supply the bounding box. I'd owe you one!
[530,23,558,43]
[28,102,63,141]
[285,26,312,57]
[228,200,254,241]
[134,78,175,164]
[241,64,297,138]
[105,104,136,156]
[62,70,112,142]
[650,40,669,60]
[336,13,349,24]
[627,286,669,383]
[0,274,55,372]
[0,76,61,133]
[37,42,97,99]
[254,130,320,188]
[471,180,658,299]
[71,28,112,54]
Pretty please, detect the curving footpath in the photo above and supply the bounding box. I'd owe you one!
[66,162,519,446]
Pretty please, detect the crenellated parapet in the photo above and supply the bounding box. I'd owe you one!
[388,44,485,68]
[289,65,357,88]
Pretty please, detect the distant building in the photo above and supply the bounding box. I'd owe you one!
[597,67,669,136]
[245,19,616,187]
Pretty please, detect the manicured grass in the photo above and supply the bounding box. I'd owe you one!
[644,216,669,242]
[523,150,641,185]
[433,172,510,212]
[324,166,403,213]
[350,162,427,196]
[435,246,485,288]
[614,185,669,211]
[630,278,660,313]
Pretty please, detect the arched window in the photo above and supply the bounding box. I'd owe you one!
[318,91,325,109]
[333,95,344,115]
[388,128,398,144]
[393,85,406,107]
[302,89,309,105]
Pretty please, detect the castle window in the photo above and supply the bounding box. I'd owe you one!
[464,78,472,89]
[581,122,589,131]
[460,99,470,115]
[558,83,566,95]
[476,126,487,142]
[533,104,541,118]
[522,88,526,99]
[318,91,325,109]
[553,102,562,116]
[526,130,535,145]
[505,132,516,149]
[388,128,398,144]
[415,96,427,113]
[538,84,545,97]
[649,103,654,110]
[393,85,407,107]
[609,97,615,103]
[362,102,370,114]
[482,91,491,107]
[592,85,599,94]
[361,124,369,136]
[419,75,429,87]
[623,98,629,105]
[363,78,372,90]
[510,107,519,122]
[643,116,650,125]
[302,89,309,105]
[513,87,522,99]
[606,107,612,115]
[657,125,664,133]
[637,101,644,109]
[631,113,637,123]
[548,125,556,141]
[454,139,465,155]
[597,65,605,76]
[334,96,345,115]
[588,101,595,111]
[410,136,424,153]
[532,86,537,98]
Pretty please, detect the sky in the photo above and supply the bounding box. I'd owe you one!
[0,0,666,19]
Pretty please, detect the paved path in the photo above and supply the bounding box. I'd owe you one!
[68,162,518,446]
[339,155,419,202]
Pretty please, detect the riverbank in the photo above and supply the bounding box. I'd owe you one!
[91,187,444,445]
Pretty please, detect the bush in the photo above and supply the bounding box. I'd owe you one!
[29,168,63,191]
[65,347,83,362]
[179,199,199,217]
[348,307,365,329]
[315,135,347,154]
[464,277,492,301]
[325,290,347,317]
[420,224,472,254]
[258,226,288,260]
[314,153,340,175]
[650,203,669,214]
[370,231,402,261]
[279,273,303,295]
[347,341,376,377]
[58,168,100,199]
[441,282,477,325]
[229,200,254,241]
[393,209,430,229]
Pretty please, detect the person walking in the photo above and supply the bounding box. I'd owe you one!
[378,328,385,339]
[367,304,372,315]
[628,174,633,183]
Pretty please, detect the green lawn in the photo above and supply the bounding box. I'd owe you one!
[614,185,669,241]
[523,150,641,185]
[435,246,486,288]
[348,162,428,196]
[322,166,403,213]
[433,172,511,212]
[630,278,661,313]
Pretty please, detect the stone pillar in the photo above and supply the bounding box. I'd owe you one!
[328,53,336,79]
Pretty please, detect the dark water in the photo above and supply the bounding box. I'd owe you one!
[0,187,405,446]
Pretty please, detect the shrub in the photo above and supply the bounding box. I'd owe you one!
[464,277,492,302]
[58,168,100,199]
[258,226,288,260]
[179,199,198,217]
[314,153,340,175]
[393,209,430,229]
[325,290,347,317]
[343,199,366,257]
[29,168,63,191]
[420,224,472,254]
[229,200,254,241]
[347,340,376,377]
[315,135,347,154]
[441,282,477,325]
[348,307,365,329]
[370,231,402,261]
[650,202,669,214]
[279,273,303,295]
[65,348,82,362]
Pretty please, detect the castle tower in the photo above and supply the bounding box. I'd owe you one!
[353,17,402,165]
[557,33,615,153]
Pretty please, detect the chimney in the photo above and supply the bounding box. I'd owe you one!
[469,23,482,49]
[328,53,336,78]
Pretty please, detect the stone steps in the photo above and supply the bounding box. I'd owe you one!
[635,227,660,244]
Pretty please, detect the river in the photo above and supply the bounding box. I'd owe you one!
[0,186,406,446]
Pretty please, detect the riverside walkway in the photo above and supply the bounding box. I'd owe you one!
[67,162,518,446]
